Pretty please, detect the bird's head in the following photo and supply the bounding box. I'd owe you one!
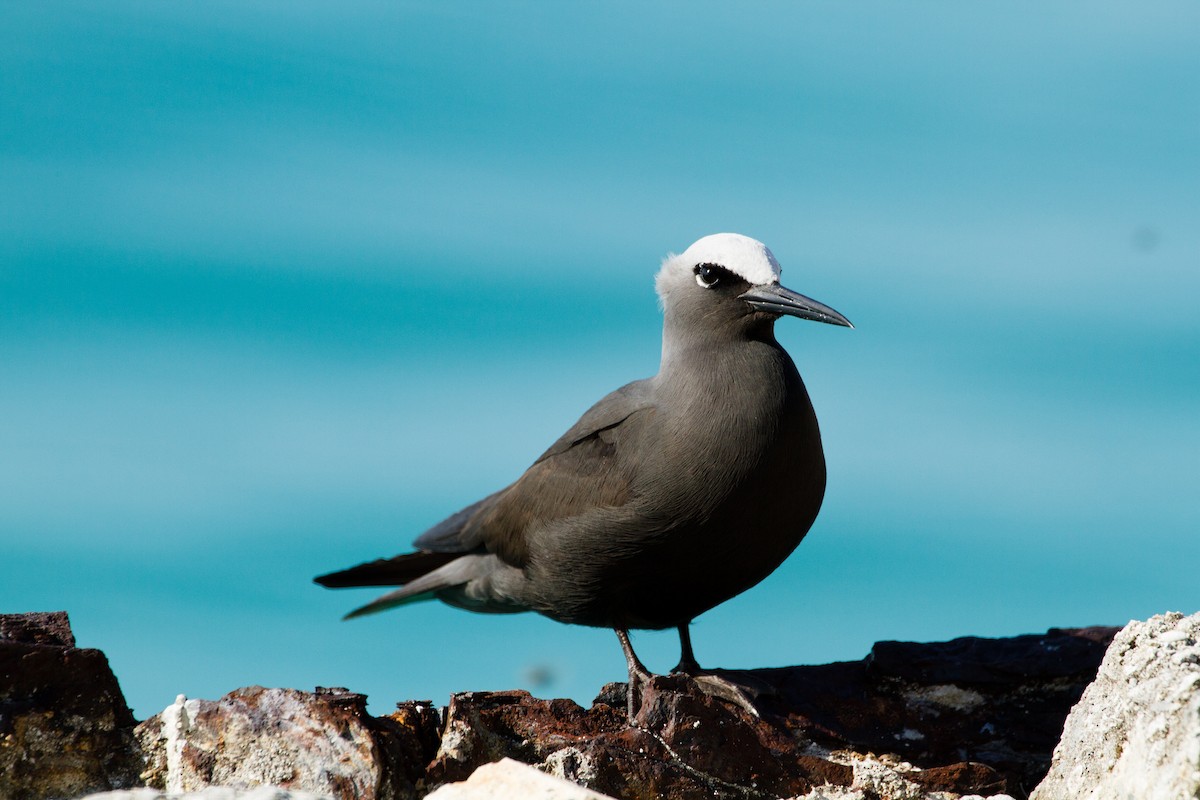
[655,233,853,336]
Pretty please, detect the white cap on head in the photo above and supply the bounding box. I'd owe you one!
[663,233,782,287]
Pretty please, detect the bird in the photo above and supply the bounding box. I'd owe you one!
[315,233,851,719]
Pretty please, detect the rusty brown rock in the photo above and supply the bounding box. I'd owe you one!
[0,611,140,800]
[0,612,1117,800]
[383,699,445,793]
[420,627,1115,799]
[746,626,1118,796]
[426,690,618,787]
[425,678,855,800]
[135,686,440,800]
[908,761,1007,795]
[0,610,77,647]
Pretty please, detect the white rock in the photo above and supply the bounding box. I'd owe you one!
[541,746,600,786]
[902,684,987,714]
[848,758,924,800]
[425,758,617,799]
[78,787,333,800]
[786,751,951,800]
[1031,611,1200,800]
[134,687,388,800]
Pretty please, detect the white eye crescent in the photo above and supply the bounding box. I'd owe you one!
[694,263,723,289]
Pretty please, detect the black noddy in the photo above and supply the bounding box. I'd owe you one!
[315,233,852,718]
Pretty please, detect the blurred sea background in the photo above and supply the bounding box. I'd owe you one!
[2,2,1197,720]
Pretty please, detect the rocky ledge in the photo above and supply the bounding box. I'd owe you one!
[3,610,1198,800]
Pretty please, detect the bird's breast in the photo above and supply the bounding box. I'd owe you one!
[642,343,821,518]
[524,341,828,630]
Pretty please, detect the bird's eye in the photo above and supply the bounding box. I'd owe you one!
[694,263,724,289]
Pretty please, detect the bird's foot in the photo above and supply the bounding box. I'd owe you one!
[668,666,771,718]
[615,628,656,723]
[670,655,701,675]
[625,664,654,722]
[692,673,762,718]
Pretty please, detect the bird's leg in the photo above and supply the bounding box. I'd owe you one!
[615,628,653,722]
[671,622,702,674]
[668,624,766,718]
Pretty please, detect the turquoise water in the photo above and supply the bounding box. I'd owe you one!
[2,3,1197,719]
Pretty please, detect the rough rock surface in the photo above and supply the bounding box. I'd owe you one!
[126,623,1111,800]
[134,687,440,800]
[0,611,141,800]
[426,757,616,799]
[419,625,1116,799]
[0,612,1121,800]
[80,789,334,800]
[429,679,846,798]
[1031,611,1200,800]
[752,626,1119,797]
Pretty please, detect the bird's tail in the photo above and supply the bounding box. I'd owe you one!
[314,551,460,588]
[314,551,463,619]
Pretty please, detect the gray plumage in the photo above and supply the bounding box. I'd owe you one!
[315,233,851,712]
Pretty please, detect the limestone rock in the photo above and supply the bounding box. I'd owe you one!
[1030,611,1200,800]
[424,669,1039,799]
[134,687,440,800]
[753,625,1117,795]
[0,611,140,800]
[426,678,856,799]
[425,758,616,799]
[0,610,77,647]
[0,609,1123,800]
[79,788,333,800]
[286,625,1111,800]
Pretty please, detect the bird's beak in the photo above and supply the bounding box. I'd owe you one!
[740,283,853,328]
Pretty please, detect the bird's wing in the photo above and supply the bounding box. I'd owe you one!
[316,380,656,613]
[529,379,655,465]
[411,489,506,553]
[315,493,505,594]
[435,379,657,568]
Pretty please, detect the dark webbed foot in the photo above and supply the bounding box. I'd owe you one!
[618,625,772,722]
[668,623,766,717]
[615,628,653,722]
[689,672,765,717]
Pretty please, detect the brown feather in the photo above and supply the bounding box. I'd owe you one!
[313,551,461,588]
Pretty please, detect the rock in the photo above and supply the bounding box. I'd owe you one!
[80,788,334,800]
[127,626,1111,800]
[749,625,1118,796]
[0,610,77,646]
[423,665,1057,799]
[425,757,616,799]
[0,609,1124,800]
[1030,611,1200,800]
[425,690,618,788]
[426,678,855,799]
[134,687,440,800]
[0,611,141,800]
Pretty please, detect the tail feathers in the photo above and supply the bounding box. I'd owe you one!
[341,554,493,620]
[342,586,438,619]
[313,551,461,588]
